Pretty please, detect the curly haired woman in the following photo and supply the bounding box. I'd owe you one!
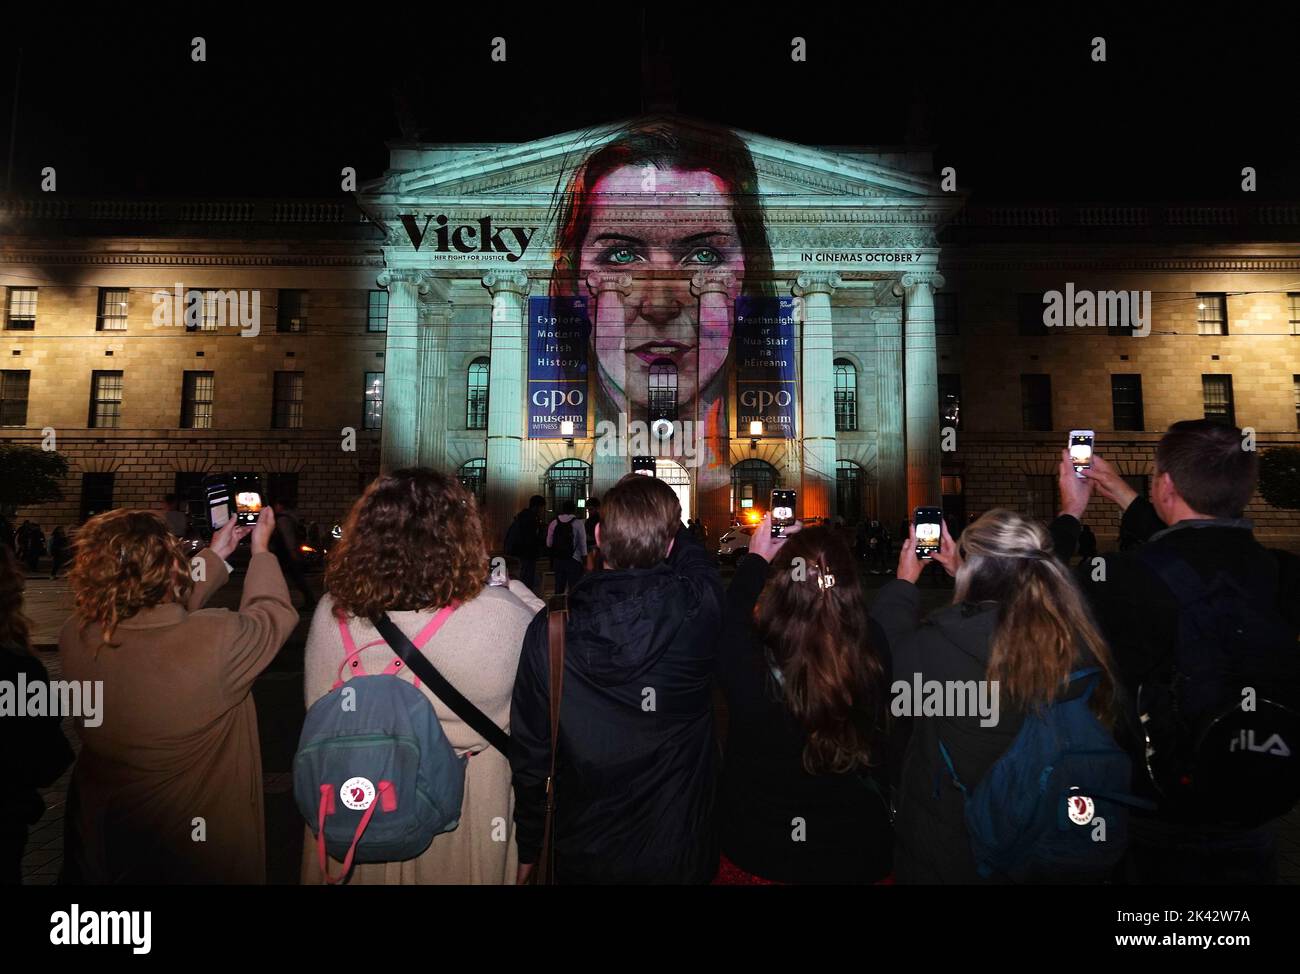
[301,468,542,885]
[59,507,297,883]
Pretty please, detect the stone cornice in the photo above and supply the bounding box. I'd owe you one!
[939,255,1300,272]
[0,252,384,268]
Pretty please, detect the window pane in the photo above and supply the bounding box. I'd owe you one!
[364,371,384,429]
[0,370,31,426]
[1196,294,1227,335]
[98,288,129,331]
[368,290,389,332]
[467,358,489,429]
[273,371,304,428]
[6,288,37,329]
[278,289,306,333]
[1020,374,1052,431]
[1290,294,1300,336]
[1111,374,1144,431]
[833,360,857,432]
[90,371,123,428]
[182,371,214,429]
[1202,374,1235,425]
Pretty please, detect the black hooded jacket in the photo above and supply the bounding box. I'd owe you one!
[510,526,724,883]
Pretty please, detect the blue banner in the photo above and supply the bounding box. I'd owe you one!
[735,295,797,439]
[527,296,590,438]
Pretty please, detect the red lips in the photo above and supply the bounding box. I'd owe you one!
[630,339,693,365]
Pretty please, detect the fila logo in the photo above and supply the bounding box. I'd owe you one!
[1228,730,1291,757]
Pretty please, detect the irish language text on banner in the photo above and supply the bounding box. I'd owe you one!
[735,296,797,439]
[527,296,590,438]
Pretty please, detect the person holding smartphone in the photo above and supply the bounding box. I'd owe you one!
[58,506,298,883]
[870,510,1118,883]
[714,514,893,884]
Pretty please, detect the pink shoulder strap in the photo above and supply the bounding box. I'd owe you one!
[332,602,462,690]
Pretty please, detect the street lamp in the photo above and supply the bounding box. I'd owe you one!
[749,420,763,452]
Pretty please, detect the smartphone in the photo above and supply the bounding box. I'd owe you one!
[914,507,943,560]
[632,455,656,477]
[771,489,796,539]
[1069,430,1095,479]
[228,473,265,525]
[202,474,232,531]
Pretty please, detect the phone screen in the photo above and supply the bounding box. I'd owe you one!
[228,474,264,526]
[771,490,796,539]
[204,476,231,531]
[1069,431,1095,479]
[915,507,943,560]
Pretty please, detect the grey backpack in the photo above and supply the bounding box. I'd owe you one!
[293,605,513,883]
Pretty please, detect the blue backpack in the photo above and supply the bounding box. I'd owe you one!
[293,605,513,884]
[938,668,1153,883]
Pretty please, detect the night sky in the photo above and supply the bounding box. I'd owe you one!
[2,9,1296,203]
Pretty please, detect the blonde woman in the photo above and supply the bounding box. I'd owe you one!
[59,507,297,883]
[869,509,1118,883]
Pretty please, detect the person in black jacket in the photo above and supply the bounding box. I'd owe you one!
[716,517,892,883]
[0,545,75,884]
[1049,420,1300,884]
[870,508,1119,883]
[510,474,723,884]
[505,495,547,593]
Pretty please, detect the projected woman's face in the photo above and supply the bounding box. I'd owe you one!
[578,164,744,417]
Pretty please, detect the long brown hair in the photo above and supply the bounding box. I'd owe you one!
[69,510,195,651]
[326,468,487,623]
[0,544,33,654]
[753,527,886,774]
[954,509,1117,722]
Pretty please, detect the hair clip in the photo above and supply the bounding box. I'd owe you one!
[816,572,836,591]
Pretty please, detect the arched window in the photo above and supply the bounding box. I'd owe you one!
[834,359,857,432]
[457,458,487,507]
[467,358,490,430]
[545,459,591,514]
[730,459,779,519]
[836,459,864,523]
[648,359,678,422]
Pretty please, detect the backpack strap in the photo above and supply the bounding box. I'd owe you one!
[1136,544,1210,606]
[333,617,405,689]
[316,780,397,885]
[531,606,567,886]
[373,611,514,760]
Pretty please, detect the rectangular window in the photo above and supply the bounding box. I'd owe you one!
[97,288,129,331]
[273,371,303,429]
[197,289,221,331]
[80,472,116,521]
[277,289,307,333]
[933,292,958,336]
[1020,373,1053,431]
[833,363,857,432]
[1017,293,1049,336]
[938,373,962,430]
[6,288,37,330]
[1289,294,1300,336]
[181,371,214,429]
[1294,375,1299,430]
[467,359,489,430]
[1024,474,1056,522]
[1196,293,1228,335]
[364,372,383,430]
[1110,374,1144,431]
[267,472,299,509]
[1202,374,1235,426]
[174,472,207,534]
[367,290,389,333]
[89,370,124,428]
[0,370,31,426]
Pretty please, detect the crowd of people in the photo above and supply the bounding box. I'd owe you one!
[2,418,1298,885]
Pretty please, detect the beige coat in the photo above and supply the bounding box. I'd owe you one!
[300,581,542,885]
[59,550,298,884]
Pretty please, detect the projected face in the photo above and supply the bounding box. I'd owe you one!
[916,522,941,543]
[578,164,744,418]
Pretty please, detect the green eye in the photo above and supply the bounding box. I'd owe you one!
[686,248,721,265]
[607,248,638,265]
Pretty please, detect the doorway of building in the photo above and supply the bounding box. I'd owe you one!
[656,459,692,524]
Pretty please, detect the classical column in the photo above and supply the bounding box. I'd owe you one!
[415,279,452,471]
[902,271,945,512]
[690,270,736,537]
[482,270,529,545]
[377,268,428,473]
[874,307,907,532]
[793,271,841,521]
[586,271,632,498]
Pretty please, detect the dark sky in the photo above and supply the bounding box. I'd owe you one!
[2,8,1296,203]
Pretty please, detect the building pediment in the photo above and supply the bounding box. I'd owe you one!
[358,114,962,272]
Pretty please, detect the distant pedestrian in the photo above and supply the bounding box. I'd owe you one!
[505,495,547,592]
[270,498,315,611]
[546,501,587,595]
[48,527,70,579]
[161,494,188,537]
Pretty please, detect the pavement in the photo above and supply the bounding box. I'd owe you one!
[16,560,1300,885]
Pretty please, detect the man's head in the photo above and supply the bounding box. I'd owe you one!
[1153,420,1257,521]
[528,495,545,513]
[162,493,179,511]
[561,500,576,517]
[595,474,681,570]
